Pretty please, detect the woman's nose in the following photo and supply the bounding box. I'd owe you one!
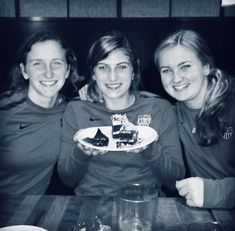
[109,69,118,82]
[172,70,183,83]
[45,65,53,78]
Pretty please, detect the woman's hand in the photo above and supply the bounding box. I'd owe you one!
[78,84,93,102]
[78,84,104,103]
[176,177,204,207]
[77,142,107,156]
[125,144,149,153]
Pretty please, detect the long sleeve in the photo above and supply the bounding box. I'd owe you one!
[176,100,235,208]
[141,104,185,183]
[58,95,185,195]
[57,102,91,189]
[203,177,235,209]
[0,91,65,194]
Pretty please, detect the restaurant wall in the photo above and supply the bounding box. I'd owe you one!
[0,0,231,18]
[0,0,234,18]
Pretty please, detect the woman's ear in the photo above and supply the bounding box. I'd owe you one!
[203,64,210,76]
[132,72,134,80]
[20,63,29,80]
[65,65,70,79]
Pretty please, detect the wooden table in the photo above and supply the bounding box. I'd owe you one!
[0,195,234,231]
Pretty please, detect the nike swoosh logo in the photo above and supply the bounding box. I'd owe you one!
[89,117,101,121]
[19,124,32,129]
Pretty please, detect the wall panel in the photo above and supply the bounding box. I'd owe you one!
[0,0,15,17]
[20,0,67,17]
[121,0,170,17]
[171,0,221,17]
[1,0,235,18]
[70,0,117,17]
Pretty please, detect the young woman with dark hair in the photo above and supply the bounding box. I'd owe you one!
[0,30,82,194]
[58,31,184,196]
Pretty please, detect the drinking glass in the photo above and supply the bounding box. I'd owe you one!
[117,184,158,231]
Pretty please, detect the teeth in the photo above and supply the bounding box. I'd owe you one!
[173,83,189,91]
[40,81,57,86]
[106,84,121,89]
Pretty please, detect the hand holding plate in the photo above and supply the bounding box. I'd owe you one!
[125,143,150,153]
[76,142,107,156]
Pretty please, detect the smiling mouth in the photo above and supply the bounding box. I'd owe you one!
[173,83,189,91]
[105,83,121,90]
[40,81,58,87]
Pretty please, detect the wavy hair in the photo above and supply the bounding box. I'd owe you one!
[154,29,234,145]
[86,30,141,102]
[7,30,82,101]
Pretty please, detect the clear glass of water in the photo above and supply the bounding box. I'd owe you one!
[117,184,158,231]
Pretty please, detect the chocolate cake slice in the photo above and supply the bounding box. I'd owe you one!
[111,114,129,138]
[116,130,138,148]
[111,114,139,148]
[83,128,109,147]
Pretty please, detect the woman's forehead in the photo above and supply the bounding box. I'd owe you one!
[27,40,66,60]
[98,49,130,64]
[160,45,197,59]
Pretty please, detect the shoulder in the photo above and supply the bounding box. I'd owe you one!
[140,91,159,98]
[139,91,174,108]
[0,91,26,110]
[223,78,235,117]
[64,97,96,113]
[66,96,92,107]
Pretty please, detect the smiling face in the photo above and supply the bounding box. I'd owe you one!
[158,45,209,109]
[20,40,69,108]
[93,48,134,109]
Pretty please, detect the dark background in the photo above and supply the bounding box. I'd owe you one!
[0,17,235,102]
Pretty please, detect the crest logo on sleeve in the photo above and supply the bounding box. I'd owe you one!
[137,114,151,126]
[223,126,233,140]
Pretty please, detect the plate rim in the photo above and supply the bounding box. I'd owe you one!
[0,225,47,231]
[75,125,158,152]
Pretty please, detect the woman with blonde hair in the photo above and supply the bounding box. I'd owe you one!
[154,29,235,208]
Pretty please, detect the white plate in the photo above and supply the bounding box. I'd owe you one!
[0,225,47,231]
[74,126,159,152]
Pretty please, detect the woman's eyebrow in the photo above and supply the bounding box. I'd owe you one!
[29,58,43,63]
[159,65,170,69]
[177,61,192,66]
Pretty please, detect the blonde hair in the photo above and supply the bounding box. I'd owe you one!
[154,30,234,145]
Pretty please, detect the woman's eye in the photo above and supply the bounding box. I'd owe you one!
[98,65,108,71]
[181,64,191,70]
[51,61,63,68]
[161,68,170,74]
[53,61,62,66]
[33,61,42,67]
[117,65,127,70]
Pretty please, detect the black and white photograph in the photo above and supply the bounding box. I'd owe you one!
[0,0,235,230]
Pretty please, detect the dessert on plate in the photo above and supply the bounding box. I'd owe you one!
[81,114,140,149]
[111,114,139,148]
[83,128,109,147]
